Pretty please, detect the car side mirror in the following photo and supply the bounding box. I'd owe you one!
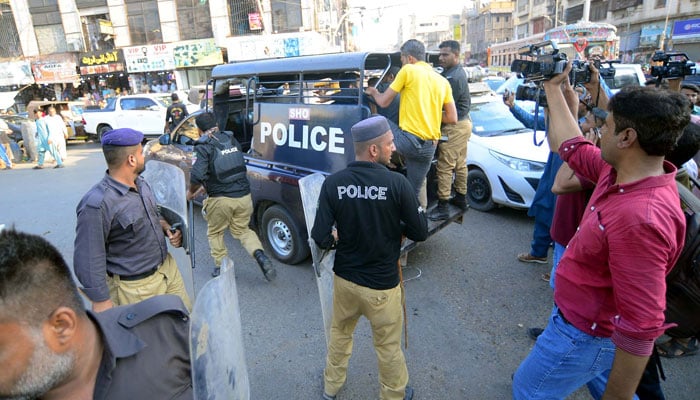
[159,134,171,145]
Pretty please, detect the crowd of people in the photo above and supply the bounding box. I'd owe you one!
[2,37,700,400]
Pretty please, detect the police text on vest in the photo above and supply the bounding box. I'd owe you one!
[337,185,387,200]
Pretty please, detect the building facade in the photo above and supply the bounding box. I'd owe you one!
[0,0,335,107]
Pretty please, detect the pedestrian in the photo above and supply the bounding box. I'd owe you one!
[365,39,458,208]
[44,106,68,161]
[512,65,688,399]
[0,120,12,169]
[186,112,277,280]
[311,115,428,400]
[0,228,193,400]
[164,93,189,133]
[33,108,64,169]
[432,40,472,219]
[20,117,38,162]
[73,128,192,312]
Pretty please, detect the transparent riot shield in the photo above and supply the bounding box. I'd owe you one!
[299,173,335,346]
[142,160,195,300]
[190,257,250,399]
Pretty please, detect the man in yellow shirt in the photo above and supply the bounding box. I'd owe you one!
[366,39,458,207]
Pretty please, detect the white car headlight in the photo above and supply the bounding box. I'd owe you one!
[489,149,545,172]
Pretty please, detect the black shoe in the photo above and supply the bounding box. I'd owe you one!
[254,249,277,281]
[429,199,449,220]
[33,165,43,169]
[527,327,544,340]
[211,267,221,277]
[321,393,336,400]
[449,193,469,212]
[54,164,65,169]
[404,385,414,400]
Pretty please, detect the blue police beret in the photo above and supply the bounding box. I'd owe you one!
[101,128,144,146]
[351,116,391,142]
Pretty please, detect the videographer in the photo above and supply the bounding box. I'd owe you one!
[512,61,690,400]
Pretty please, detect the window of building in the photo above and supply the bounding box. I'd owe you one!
[229,0,264,36]
[506,16,510,22]
[590,1,609,21]
[0,1,22,58]
[29,0,69,53]
[655,0,666,7]
[81,14,115,52]
[126,0,163,45]
[271,0,302,33]
[177,0,213,40]
[565,4,584,23]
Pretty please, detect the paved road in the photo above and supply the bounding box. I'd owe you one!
[1,142,697,399]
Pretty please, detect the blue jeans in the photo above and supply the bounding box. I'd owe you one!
[387,120,437,202]
[512,307,632,400]
[530,218,551,258]
[550,242,566,290]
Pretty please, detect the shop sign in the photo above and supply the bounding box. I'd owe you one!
[173,39,223,68]
[79,49,125,75]
[124,43,175,73]
[673,18,700,39]
[226,31,331,61]
[31,53,79,84]
[0,61,34,86]
[640,23,671,47]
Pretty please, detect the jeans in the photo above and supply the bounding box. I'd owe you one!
[530,218,551,258]
[387,120,437,207]
[550,242,566,290]
[512,306,633,400]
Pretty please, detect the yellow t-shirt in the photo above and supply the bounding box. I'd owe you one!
[389,61,454,140]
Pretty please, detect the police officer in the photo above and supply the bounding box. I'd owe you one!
[187,112,277,280]
[164,93,189,133]
[74,128,191,312]
[0,229,193,400]
[311,115,428,400]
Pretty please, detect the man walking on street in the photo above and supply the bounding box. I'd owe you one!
[186,112,276,280]
[74,128,191,312]
[164,93,189,133]
[512,64,688,399]
[365,39,458,208]
[33,109,64,169]
[432,40,472,219]
[312,116,428,400]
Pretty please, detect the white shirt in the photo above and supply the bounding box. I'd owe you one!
[44,114,66,142]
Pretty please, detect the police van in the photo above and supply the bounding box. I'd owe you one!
[144,52,464,264]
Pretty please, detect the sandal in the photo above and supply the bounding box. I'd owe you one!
[656,337,699,358]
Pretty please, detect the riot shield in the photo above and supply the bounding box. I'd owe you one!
[190,257,250,399]
[299,173,335,346]
[141,160,195,300]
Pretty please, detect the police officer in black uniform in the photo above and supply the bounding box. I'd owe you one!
[312,115,428,400]
[0,229,193,400]
[187,112,276,280]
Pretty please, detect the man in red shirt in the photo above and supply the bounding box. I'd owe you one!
[513,63,689,399]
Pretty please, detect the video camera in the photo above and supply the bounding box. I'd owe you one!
[510,41,568,82]
[569,59,618,86]
[651,51,696,79]
[513,84,547,107]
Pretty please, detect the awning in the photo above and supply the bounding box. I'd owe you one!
[0,91,18,110]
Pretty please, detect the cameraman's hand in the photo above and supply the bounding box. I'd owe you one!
[583,62,600,93]
[543,61,573,89]
[503,90,515,108]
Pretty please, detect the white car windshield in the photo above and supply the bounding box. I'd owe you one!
[471,100,528,137]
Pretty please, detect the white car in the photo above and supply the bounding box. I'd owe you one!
[466,85,550,211]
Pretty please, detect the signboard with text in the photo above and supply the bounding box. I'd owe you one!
[0,61,34,86]
[31,53,79,84]
[673,18,700,39]
[173,39,223,68]
[79,49,126,76]
[124,43,176,73]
